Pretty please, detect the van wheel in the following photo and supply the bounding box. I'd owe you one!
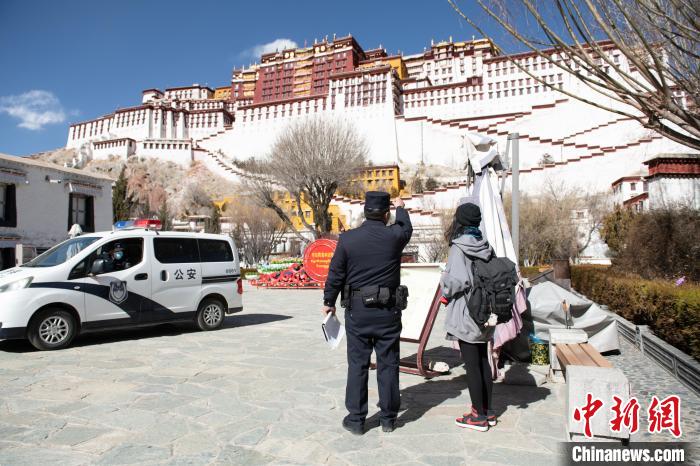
[28,308,78,351]
[196,298,225,331]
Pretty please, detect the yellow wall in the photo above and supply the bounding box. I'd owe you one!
[387,57,407,80]
[213,87,232,100]
[347,165,404,197]
[274,192,347,233]
[215,165,405,233]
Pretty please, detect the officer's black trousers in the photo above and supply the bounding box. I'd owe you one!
[344,303,402,426]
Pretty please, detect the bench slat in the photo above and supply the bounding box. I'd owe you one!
[580,343,613,368]
[570,344,598,366]
[556,344,580,367]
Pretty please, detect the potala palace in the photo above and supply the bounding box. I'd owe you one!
[63,35,698,256]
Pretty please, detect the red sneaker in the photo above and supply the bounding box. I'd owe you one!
[464,406,497,427]
[455,413,489,432]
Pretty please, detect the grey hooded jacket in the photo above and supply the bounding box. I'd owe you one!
[441,233,496,344]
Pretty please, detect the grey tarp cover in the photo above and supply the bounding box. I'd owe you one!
[529,281,620,353]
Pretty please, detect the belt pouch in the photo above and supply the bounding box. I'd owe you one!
[360,285,380,306]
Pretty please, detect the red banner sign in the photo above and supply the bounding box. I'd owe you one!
[303,239,337,283]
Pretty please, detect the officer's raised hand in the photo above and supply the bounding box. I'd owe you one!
[393,197,405,208]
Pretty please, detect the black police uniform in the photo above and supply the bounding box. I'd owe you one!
[324,192,413,430]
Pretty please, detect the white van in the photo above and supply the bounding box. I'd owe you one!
[0,229,243,350]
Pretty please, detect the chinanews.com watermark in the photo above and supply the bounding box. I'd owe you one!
[564,443,690,465]
[562,393,693,465]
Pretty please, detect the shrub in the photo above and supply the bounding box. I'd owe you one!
[571,266,700,360]
[601,207,700,281]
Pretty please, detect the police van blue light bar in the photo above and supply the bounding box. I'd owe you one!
[114,220,134,230]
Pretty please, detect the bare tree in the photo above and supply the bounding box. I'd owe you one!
[420,210,453,262]
[225,197,288,265]
[245,118,367,240]
[503,179,611,265]
[449,0,700,150]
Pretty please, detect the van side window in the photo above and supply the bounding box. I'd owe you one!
[92,238,144,274]
[70,238,143,278]
[198,239,233,262]
[154,238,199,263]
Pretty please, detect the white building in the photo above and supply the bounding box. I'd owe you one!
[64,36,697,201]
[611,175,647,206]
[643,153,700,210]
[0,153,114,270]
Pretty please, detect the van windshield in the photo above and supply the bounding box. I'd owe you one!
[22,237,100,268]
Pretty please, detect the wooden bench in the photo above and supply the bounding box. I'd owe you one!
[556,342,612,375]
[556,343,631,442]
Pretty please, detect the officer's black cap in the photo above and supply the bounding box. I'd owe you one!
[364,191,390,214]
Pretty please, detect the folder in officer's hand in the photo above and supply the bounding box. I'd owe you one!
[322,313,345,350]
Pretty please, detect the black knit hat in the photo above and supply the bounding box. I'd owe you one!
[455,203,481,227]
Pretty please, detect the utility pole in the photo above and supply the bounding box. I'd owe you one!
[508,133,520,262]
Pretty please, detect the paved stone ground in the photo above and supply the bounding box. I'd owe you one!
[609,338,700,453]
[0,286,697,465]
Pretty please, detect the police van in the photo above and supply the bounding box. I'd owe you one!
[0,228,242,350]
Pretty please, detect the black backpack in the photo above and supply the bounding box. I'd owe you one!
[467,253,518,326]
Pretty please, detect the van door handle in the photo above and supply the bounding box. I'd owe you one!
[134,273,148,281]
[160,270,167,281]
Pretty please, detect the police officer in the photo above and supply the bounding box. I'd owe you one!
[322,191,413,435]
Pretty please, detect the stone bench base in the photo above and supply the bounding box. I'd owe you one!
[566,365,631,441]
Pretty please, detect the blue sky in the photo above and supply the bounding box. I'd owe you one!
[0,0,507,155]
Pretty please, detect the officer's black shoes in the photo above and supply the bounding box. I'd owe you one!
[380,420,396,433]
[342,417,364,436]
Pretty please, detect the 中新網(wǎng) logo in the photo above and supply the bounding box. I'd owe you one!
[109,280,128,304]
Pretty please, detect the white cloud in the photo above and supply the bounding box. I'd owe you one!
[0,90,67,131]
[243,38,298,59]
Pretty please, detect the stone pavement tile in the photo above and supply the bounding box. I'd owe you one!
[516,410,567,440]
[260,438,337,464]
[0,446,96,466]
[214,444,276,465]
[7,426,55,445]
[267,421,328,441]
[97,444,172,465]
[132,384,175,395]
[338,445,414,465]
[47,425,110,447]
[2,396,59,413]
[417,455,468,466]
[233,426,269,446]
[165,451,219,466]
[325,433,382,453]
[136,418,192,445]
[73,430,136,456]
[2,412,68,433]
[170,402,212,419]
[70,404,120,422]
[384,433,467,455]
[172,431,223,457]
[478,445,564,466]
[0,424,30,439]
[42,400,92,416]
[130,393,197,413]
[93,406,159,431]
